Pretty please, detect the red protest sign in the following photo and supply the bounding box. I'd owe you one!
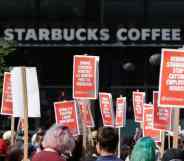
[143,104,161,142]
[78,100,95,128]
[158,49,184,108]
[99,92,114,127]
[54,101,80,136]
[73,55,99,99]
[115,97,126,128]
[153,91,172,131]
[1,72,13,115]
[132,91,145,122]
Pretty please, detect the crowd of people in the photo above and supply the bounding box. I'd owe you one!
[0,125,183,161]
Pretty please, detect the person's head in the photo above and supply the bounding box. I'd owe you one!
[162,148,184,161]
[88,129,98,148]
[3,131,12,145]
[120,144,131,160]
[91,130,98,145]
[96,127,118,155]
[6,145,23,161]
[42,124,75,155]
[35,128,45,145]
[15,136,24,148]
[133,127,143,143]
[178,135,184,150]
[130,137,156,161]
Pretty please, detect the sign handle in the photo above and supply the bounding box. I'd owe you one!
[160,131,165,158]
[82,120,87,152]
[10,116,15,145]
[21,67,29,161]
[77,99,87,154]
[118,128,121,158]
[168,133,171,149]
[173,108,180,148]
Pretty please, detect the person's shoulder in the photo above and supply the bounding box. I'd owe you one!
[0,138,6,144]
[95,156,103,161]
[117,158,123,161]
[95,156,123,161]
[115,157,123,161]
[31,151,64,161]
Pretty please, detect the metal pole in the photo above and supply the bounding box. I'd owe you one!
[118,128,121,158]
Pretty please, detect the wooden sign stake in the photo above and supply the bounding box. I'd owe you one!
[21,67,29,161]
[10,116,15,145]
[83,119,87,151]
[117,95,123,158]
[160,131,165,158]
[76,100,87,154]
[173,108,180,148]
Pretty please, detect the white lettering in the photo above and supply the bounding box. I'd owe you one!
[172,29,181,41]
[25,29,37,41]
[162,29,170,40]
[100,28,110,41]
[87,29,98,40]
[142,29,151,40]
[76,28,86,41]
[63,28,74,41]
[51,29,62,40]
[128,28,140,41]
[39,28,49,40]
[14,29,25,41]
[4,29,14,41]
[152,29,160,40]
[117,28,127,41]
[2,27,183,42]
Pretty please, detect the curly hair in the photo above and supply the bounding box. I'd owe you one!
[42,124,75,154]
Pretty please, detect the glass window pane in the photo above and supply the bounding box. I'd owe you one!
[0,0,34,19]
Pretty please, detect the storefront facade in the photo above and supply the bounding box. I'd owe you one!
[0,0,184,131]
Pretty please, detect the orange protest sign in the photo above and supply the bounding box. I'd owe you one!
[1,72,13,115]
[115,97,126,128]
[54,101,80,136]
[158,49,184,108]
[99,92,115,127]
[143,104,161,142]
[73,55,99,99]
[132,91,145,122]
[153,91,172,131]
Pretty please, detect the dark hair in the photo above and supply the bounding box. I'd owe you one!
[97,127,118,153]
[5,145,23,161]
[162,148,184,161]
[36,127,45,135]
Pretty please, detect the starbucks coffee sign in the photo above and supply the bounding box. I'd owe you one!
[1,27,183,46]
